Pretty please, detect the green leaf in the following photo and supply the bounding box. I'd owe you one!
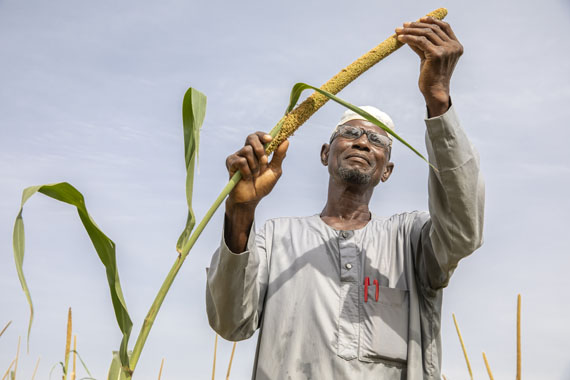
[176,87,207,253]
[48,362,65,380]
[107,351,130,380]
[12,182,132,370]
[69,350,95,378]
[285,83,437,171]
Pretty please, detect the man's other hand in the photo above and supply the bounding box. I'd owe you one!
[225,132,289,210]
[395,17,463,117]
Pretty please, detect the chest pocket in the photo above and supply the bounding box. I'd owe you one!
[359,285,409,364]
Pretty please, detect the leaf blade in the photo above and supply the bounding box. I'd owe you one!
[176,87,207,253]
[285,83,437,171]
[12,182,133,372]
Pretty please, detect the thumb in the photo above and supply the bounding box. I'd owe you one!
[268,139,289,171]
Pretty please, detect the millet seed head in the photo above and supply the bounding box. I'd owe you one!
[265,8,448,154]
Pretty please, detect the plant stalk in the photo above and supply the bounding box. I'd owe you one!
[452,313,473,380]
[482,352,495,380]
[226,342,237,380]
[211,335,218,380]
[128,119,285,374]
[517,294,521,380]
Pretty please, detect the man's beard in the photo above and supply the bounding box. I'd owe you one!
[338,166,372,185]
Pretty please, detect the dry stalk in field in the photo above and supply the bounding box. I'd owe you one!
[31,357,41,380]
[226,342,237,380]
[1,359,15,380]
[517,294,522,380]
[0,321,11,339]
[13,336,21,379]
[452,313,473,380]
[158,358,165,380]
[482,351,495,380]
[211,334,218,380]
[64,307,72,380]
[71,335,77,380]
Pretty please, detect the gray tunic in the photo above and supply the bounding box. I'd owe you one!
[206,105,485,380]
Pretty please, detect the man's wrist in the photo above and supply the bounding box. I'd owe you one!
[224,200,257,254]
[424,91,451,118]
[226,199,258,217]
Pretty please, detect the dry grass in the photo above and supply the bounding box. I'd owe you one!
[211,334,218,380]
[0,321,12,339]
[70,335,77,380]
[64,307,72,380]
[225,342,237,380]
[1,359,15,380]
[14,335,21,379]
[31,357,41,380]
[452,313,473,380]
[517,294,522,380]
[451,295,522,380]
[209,335,239,380]
[158,358,165,380]
[482,352,495,380]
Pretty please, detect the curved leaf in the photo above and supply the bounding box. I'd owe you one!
[69,350,95,378]
[285,82,437,171]
[176,88,207,253]
[12,182,132,370]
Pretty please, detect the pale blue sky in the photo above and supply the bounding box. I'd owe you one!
[1,0,569,379]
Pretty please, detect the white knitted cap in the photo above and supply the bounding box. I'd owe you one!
[334,106,395,141]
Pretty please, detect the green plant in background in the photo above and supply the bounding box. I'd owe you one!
[12,182,132,372]
[12,8,448,378]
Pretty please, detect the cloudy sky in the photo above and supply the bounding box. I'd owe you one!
[1,0,569,379]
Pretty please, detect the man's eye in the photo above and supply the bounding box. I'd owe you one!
[370,134,389,147]
[369,134,383,144]
[343,128,360,137]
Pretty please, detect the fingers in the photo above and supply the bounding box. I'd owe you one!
[421,17,458,41]
[396,23,434,59]
[396,18,456,43]
[246,132,272,172]
[397,33,435,57]
[226,131,272,180]
[268,139,289,174]
[226,154,252,180]
[396,22,449,45]
[395,17,462,59]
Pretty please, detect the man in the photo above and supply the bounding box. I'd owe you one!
[206,17,484,380]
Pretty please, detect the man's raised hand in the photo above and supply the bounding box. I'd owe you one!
[225,132,289,209]
[395,17,463,116]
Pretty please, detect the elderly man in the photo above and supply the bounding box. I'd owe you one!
[206,17,484,380]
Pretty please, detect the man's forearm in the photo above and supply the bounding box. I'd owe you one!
[421,105,485,289]
[224,201,256,253]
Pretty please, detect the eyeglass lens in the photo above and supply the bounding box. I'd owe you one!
[339,126,390,148]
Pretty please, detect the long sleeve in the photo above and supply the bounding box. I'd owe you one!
[412,104,485,293]
[205,220,269,341]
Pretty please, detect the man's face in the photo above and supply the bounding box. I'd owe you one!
[321,119,394,187]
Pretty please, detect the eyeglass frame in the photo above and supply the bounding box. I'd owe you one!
[329,124,392,151]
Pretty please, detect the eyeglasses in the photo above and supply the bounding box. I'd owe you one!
[330,125,392,150]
